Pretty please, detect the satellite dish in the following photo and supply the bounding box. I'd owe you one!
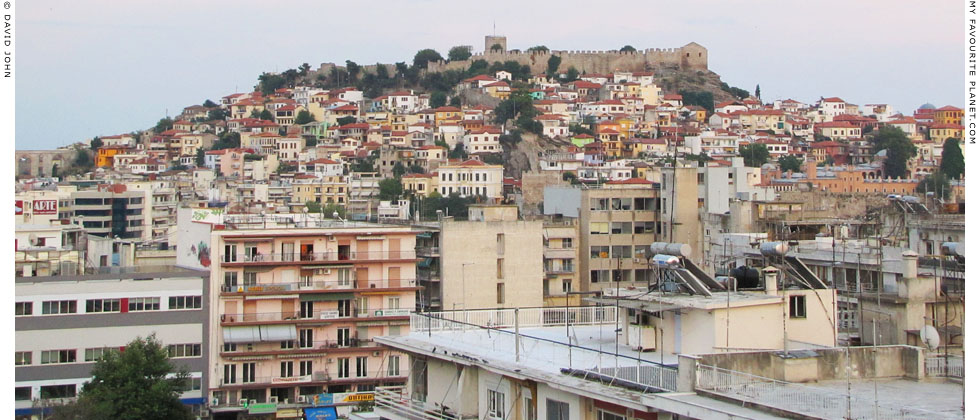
[920,325,941,351]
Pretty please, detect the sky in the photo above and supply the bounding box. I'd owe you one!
[15,0,965,149]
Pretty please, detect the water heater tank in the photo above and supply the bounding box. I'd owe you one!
[649,242,692,258]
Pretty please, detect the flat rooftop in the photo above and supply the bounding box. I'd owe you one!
[595,288,781,310]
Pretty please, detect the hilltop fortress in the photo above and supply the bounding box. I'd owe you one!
[426,35,708,75]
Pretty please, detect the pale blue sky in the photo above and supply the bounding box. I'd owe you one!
[16,0,964,149]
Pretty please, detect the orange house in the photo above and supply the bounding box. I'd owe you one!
[96,145,131,167]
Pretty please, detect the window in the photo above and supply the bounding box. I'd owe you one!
[15,386,31,401]
[337,328,351,347]
[598,410,626,420]
[223,244,237,262]
[561,238,573,249]
[41,349,76,364]
[224,271,238,288]
[223,364,237,384]
[356,296,368,316]
[15,351,31,366]
[488,389,506,420]
[611,245,632,258]
[388,297,401,309]
[497,258,504,279]
[299,328,314,348]
[562,279,572,293]
[338,300,352,317]
[524,393,536,420]
[337,357,350,378]
[178,377,203,392]
[356,356,368,377]
[281,340,295,349]
[86,298,121,313]
[241,362,255,383]
[610,222,631,234]
[40,384,76,399]
[338,268,352,286]
[610,198,632,211]
[388,355,401,376]
[496,283,505,304]
[300,301,314,319]
[223,343,237,352]
[590,246,610,258]
[167,343,201,358]
[281,361,294,378]
[790,295,807,318]
[169,296,202,310]
[496,233,505,254]
[15,302,32,316]
[590,270,610,283]
[590,198,609,210]
[300,360,313,376]
[41,300,76,315]
[85,347,117,362]
[128,297,160,312]
[546,399,569,420]
[589,222,609,234]
[243,271,257,286]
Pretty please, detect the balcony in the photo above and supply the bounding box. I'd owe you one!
[545,266,575,275]
[220,251,417,266]
[220,278,417,294]
[375,386,477,420]
[220,339,383,356]
[415,246,440,257]
[220,308,412,325]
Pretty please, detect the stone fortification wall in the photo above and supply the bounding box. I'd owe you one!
[426,43,708,75]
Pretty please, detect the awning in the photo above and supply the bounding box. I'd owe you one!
[417,232,432,239]
[418,258,433,268]
[301,292,354,302]
[259,325,296,341]
[224,326,261,343]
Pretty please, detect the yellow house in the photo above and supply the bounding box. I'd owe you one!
[615,117,636,137]
[598,129,623,157]
[482,81,512,99]
[291,175,347,206]
[95,145,130,168]
[933,106,964,125]
[929,124,964,143]
[433,106,462,127]
[401,173,436,197]
[683,106,707,123]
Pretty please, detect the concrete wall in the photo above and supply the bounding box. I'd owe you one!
[694,345,924,382]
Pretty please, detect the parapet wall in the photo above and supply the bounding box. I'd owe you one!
[427,43,708,74]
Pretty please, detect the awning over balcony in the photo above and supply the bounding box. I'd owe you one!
[418,258,434,268]
[301,292,354,302]
[223,325,297,343]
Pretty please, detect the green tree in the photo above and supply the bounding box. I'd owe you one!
[916,173,951,197]
[467,59,489,76]
[449,96,462,107]
[940,137,964,180]
[195,149,205,167]
[305,201,323,214]
[547,55,562,76]
[871,126,916,179]
[679,90,714,112]
[448,45,472,61]
[620,45,637,53]
[739,143,770,167]
[52,335,193,420]
[259,109,274,121]
[276,162,297,174]
[379,178,404,201]
[323,203,346,219]
[409,164,426,174]
[90,136,103,151]
[258,73,287,95]
[449,143,468,160]
[569,123,593,136]
[719,82,750,99]
[154,117,174,133]
[777,155,802,172]
[295,110,315,125]
[527,45,549,53]
[336,116,358,126]
[375,63,389,79]
[73,148,93,170]
[430,91,448,108]
[207,108,229,121]
[564,66,579,82]
[562,171,581,185]
[490,43,504,52]
[392,161,406,178]
[346,60,361,80]
[212,132,241,150]
[413,49,444,68]
[203,99,219,108]
[755,84,761,99]
[493,90,538,125]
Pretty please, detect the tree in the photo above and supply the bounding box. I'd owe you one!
[620,45,637,53]
[564,66,579,82]
[379,178,404,201]
[466,59,489,76]
[777,155,802,172]
[375,63,389,79]
[493,90,538,125]
[490,43,504,52]
[295,110,315,125]
[562,171,581,185]
[276,162,297,174]
[547,55,562,76]
[527,45,549,53]
[448,45,472,61]
[345,60,361,80]
[679,90,714,112]
[207,107,229,121]
[73,148,93,171]
[916,173,951,197]
[430,91,448,108]
[871,126,916,179]
[755,84,761,100]
[569,123,593,136]
[195,149,205,167]
[449,143,468,160]
[940,137,964,180]
[413,49,444,69]
[90,137,103,151]
[336,116,357,126]
[739,143,770,167]
[259,109,274,121]
[212,132,241,150]
[153,117,174,133]
[258,73,287,95]
[392,161,406,178]
[52,335,193,420]
[720,82,750,99]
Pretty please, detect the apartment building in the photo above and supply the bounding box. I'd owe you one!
[434,159,504,199]
[126,180,180,243]
[15,266,209,419]
[541,216,582,307]
[207,221,418,418]
[543,182,661,294]
[67,187,147,240]
[437,206,544,310]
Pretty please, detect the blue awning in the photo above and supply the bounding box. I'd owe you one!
[418,257,433,268]
[305,406,338,420]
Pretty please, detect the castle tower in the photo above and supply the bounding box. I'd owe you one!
[485,35,507,53]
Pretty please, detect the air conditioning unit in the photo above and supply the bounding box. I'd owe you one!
[239,399,249,407]
[270,396,279,404]
[250,399,258,406]
[297,395,308,404]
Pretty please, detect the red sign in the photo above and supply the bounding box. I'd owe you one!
[15,200,23,215]
[33,200,58,215]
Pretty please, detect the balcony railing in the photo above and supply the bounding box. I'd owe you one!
[220,251,417,264]
[222,339,382,355]
[415,246,440,256]
[925,354,964,379]
[221,309,412,323]
[220,278,417,293]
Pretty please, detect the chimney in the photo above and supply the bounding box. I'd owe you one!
[763,266,779,294]
[902,250,918,279]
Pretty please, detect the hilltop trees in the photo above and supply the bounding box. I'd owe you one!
[448,46,472,61]
[413,49,444,69]
[777,155,802,172]
[620,45,637,53]
[493,90,538,125]
[527,45,549,53]
[294,110,315,125]
[547,55,562,77]
[739,143,770,167]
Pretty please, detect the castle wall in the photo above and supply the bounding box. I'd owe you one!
[427,44,707,75]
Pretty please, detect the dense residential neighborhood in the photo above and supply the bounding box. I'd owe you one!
[14,36,966,420]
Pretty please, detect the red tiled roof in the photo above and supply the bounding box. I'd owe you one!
[822,97,845,103]
[936,105,963,112]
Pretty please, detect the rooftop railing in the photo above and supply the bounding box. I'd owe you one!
[374,386,476,420]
